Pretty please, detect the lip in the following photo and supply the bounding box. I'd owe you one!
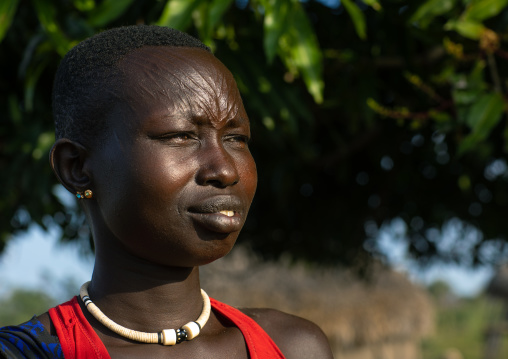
[187,196,246,233]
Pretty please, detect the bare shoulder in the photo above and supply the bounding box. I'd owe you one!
[240,308,334,359]
[36,312,56,335]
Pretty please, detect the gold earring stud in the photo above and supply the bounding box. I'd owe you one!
[76,190,93,199]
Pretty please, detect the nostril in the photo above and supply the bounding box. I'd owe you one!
[195,144,241,187]
[204,179,227,188]
[203,175,238,188]
[196,162,239,187]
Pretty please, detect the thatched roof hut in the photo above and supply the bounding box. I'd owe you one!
[201,246,434,359]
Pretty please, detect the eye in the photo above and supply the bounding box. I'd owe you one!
[156,132,196,145]
[225,134,250,149]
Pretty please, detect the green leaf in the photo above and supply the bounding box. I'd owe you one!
[196,0,234,46]
[87,0,135,28]
[24,59,49,113]
[157,0,206,30]
[444,19,485,39]
[262,0,291,63]
[341,0,367,40]
[465,92,504,129]
[451,60,487,107]
[7,94,21,124]
[463,0,508,22]
[409,0,457,28]
[32,0,73,55]
[206,0,234,35]
[458,92,505,154]
[283,3,324,103]
[73,0,95,12]
[0,0,20,43]
[360,0,382,11]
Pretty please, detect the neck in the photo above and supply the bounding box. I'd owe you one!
[86,243,204,333]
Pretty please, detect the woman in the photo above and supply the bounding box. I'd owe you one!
[0,25,333,358]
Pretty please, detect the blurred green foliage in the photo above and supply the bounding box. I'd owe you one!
[2,0,508,267]
[422,288,508,359]
[0,289,56,326]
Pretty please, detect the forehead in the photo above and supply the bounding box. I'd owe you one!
[115,46,246,128]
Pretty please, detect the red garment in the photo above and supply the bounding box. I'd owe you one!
[210,298,285,359]
[49,296,285,359]
[49,297,109,359]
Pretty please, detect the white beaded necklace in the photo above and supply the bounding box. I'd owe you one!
[79,281,211,346]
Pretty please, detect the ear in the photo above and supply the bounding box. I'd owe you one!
[50,138,91,194]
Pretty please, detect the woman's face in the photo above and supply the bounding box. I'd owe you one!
[88,46,257,267]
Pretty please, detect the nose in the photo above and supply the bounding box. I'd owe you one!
[196,144,240,188]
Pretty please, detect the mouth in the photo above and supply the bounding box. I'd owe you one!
[188,197,246,234]
[219,210,235,217]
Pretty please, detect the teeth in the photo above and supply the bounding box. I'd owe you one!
[219,210,235,217]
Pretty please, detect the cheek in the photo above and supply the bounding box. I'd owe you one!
[126,149,197,205]
[241,154,258,201]
[92,144,188,214]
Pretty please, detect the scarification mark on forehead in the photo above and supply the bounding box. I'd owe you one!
[119,46,244,128]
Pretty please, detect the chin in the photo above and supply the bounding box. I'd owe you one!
[198,232,241,266]
[195,236,238,266]
[148,234,239,268]
[200,247,235,266]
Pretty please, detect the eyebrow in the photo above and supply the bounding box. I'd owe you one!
[224,116,249,127]
[185,115,249,128]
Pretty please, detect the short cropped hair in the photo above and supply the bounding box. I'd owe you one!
[53,25,211,145]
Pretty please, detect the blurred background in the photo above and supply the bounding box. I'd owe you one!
[2,0,508,357]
